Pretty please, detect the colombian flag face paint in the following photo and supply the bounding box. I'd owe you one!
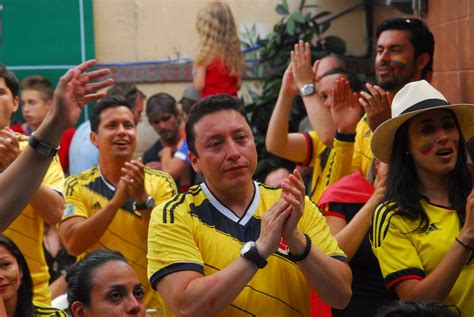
[420,143,433,156]
[390,55,408,72]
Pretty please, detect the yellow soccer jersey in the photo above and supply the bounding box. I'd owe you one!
[353,114,373,176]
[148,181,347,317]
[4,138,65,305]
[371,200,474,316]
[300,131,336,202]
[62,166,177,309]
[327,134,357,186]
[33,301,68,316]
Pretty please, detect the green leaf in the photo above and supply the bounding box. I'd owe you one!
[313,10,331,20]
[286,17,296,36]
[321,21,331,34]
[275,4,289,15]
[291,12,306,23]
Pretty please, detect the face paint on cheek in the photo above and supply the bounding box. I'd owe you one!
[453,139,459,151]
[390,56,408,72]
[419,142,433,156]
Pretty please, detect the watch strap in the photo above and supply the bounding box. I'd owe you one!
[241,242,267,269]
[134,196,155,211]
[28,133,60,157]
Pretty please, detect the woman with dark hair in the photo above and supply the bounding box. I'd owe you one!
[66,249,145,317]
[371,80,474,316]
[0,234,67,316]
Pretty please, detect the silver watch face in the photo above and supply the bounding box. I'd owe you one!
[240,241,254,256]
[301,84,315,96]
[145,196,155,208]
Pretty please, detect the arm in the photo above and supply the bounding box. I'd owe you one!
[0,60,112,231]
[59,179,129,255]
[279,169,352,308]
[393,191,474,301]
[266,64,308,163]
[155,199,292,317]
[325,175,385,259]
[193,65,206,92]
[30,185,64,225]
[159,147,188,179]
[292,41,336,145]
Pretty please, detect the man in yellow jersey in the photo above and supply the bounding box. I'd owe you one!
[266,41,363,202]
[148,94,352,316]
[59,96,177,309]
[0,66,65,305]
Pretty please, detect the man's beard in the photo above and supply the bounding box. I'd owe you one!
[376,62,417,93]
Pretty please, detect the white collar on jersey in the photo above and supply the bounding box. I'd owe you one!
[200,181,260,226]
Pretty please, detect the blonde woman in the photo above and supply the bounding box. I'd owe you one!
[193,2,244,99]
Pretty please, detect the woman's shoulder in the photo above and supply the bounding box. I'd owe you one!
[33,302,68,317]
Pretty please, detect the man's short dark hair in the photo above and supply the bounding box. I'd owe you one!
[0,65,19,98]
[376,18,434,79]
[90,95,132,133]
[106,83,145,110]
[21,76,54,100]
[185,94,250,157]
[146,93,178,122]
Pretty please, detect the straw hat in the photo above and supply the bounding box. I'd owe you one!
[371,80,474,163]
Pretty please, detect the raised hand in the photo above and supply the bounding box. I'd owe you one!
[53,60,113,129]
[0,128,20,172]
[280,169,306,239]
[330,78,362,134]
[459,190,474,249]
[281,63,299,97]
[120,158,148,203]
[291,40,314,89]
[358,83,392,131]
[256,199,292,259]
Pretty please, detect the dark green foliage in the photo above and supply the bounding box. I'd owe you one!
[243,0,346,181]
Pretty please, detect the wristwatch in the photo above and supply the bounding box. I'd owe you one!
[240,241,267,269]
[28,133,60,157]
[300,84,316,97]
[134,196,155,211]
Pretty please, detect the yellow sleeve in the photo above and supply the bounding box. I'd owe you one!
[353,115,373,176]
[147,195,204,289]
[146,168,178,205]
[42,155,65,194]
[62,175,89,220]
[327,137,355,187]
[301,197,347,260]
[371,202,425,291]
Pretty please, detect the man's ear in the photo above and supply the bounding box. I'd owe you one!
[71,302,86,317]
[90,131,98,148]
[416,52,430,72]
[188,151,202,174]
[12,96,19,113]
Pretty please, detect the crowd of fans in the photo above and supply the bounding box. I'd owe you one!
[0,2,473,317]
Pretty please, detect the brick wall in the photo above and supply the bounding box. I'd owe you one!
[371,0,474,103]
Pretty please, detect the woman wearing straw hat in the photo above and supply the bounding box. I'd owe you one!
[370,80,474,315]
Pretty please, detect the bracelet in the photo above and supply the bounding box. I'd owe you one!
[289,234,312,262]
[455,237,473,251]
[28,133,60,157]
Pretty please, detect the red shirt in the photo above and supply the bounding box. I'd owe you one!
[200,58,239,98]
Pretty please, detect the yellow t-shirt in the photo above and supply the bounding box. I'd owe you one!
[300,131,336,202]
[33,301,68,316]
[353,114,373,176]
[62,166,177,309]
[4,138,65,305]
[371,200,474,316]
[148,181,347,317]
